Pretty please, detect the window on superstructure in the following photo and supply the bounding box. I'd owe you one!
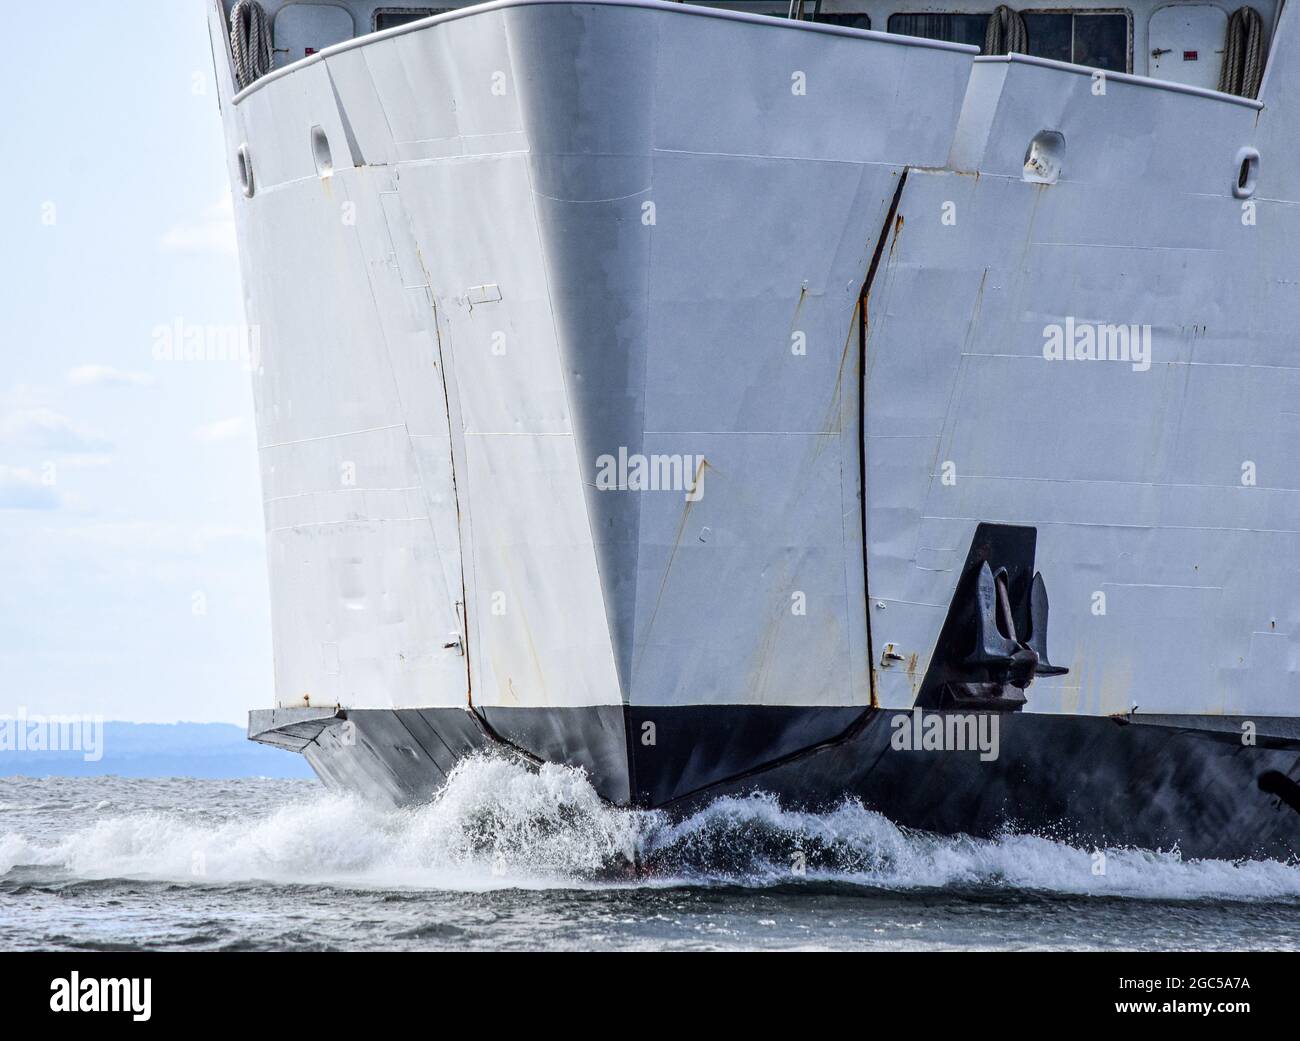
[374,8,449,32]
[888,13,989,47]
[888,9,1130,71]
[1023,11,1130,71]
[815,12,873,29]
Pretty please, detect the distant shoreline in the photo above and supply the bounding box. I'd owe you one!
[0,721,314,780]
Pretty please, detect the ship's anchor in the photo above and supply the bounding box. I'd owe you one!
[968,562,1068,696]
[914,523,1069,711]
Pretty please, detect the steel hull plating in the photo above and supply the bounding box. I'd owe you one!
[252,704,1300,860]
[212,0,1300,860]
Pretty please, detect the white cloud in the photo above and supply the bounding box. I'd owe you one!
[194,416,250,443]
[160,193,236,257]
[67,365,154,388]
[0,466,61,510]
[1,408,110,453]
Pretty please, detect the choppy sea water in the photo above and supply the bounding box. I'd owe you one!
[2,757,1300,951]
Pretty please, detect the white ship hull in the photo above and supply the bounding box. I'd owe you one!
[210,0,1300,858]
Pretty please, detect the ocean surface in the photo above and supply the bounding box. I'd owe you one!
[3,757,1300,952]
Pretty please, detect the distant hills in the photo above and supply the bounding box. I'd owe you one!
[0,721,315,779]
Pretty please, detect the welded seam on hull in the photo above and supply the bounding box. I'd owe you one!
[465,708,546,766]
[392,712,452,782]
[357,49,400,157]
[382,170,478,712]
[653,708,1300,817]
[859,168,909,710]
[325,63,368,166]
[335,166,474,715]
[623,18,665,809]
[503,10,632,722]
[641,171,912,811]
[655,708,891,813]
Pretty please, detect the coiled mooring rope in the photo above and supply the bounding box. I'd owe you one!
[1219,6,1266,98]
[230,0,274,90]
[984,5,1028,57]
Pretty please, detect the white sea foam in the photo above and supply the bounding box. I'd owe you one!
[2,754,1299,901]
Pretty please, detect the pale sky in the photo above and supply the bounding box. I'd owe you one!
[0,2,270,724]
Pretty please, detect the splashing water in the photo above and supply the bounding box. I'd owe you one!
[3,754,1300,903]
